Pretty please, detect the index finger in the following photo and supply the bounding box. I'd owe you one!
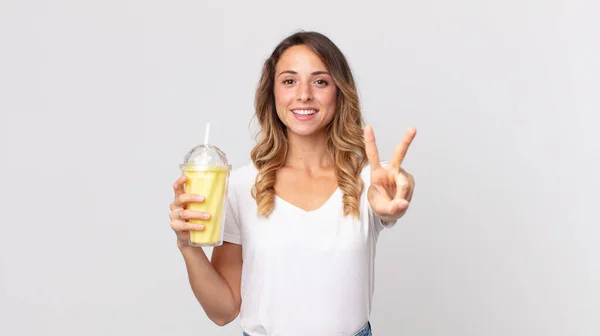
[389,127,417,170]
[173,175,187,201]
[364,125,381,170]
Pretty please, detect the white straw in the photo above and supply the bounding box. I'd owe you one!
[204,122,211,145]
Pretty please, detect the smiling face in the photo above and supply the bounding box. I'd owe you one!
[273,45,338,137]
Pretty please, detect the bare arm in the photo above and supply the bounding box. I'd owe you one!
[179,242,242,326]
[170,175,243,326]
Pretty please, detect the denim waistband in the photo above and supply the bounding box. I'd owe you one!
[242,321,371,336]
[352,321,372,336]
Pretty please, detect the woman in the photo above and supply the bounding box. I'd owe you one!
[169,31,416,336]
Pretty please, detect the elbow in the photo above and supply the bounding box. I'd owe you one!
[211,308,240,327]
[213,319,230,327]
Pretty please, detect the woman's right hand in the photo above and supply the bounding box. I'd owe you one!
[169,175,210,248]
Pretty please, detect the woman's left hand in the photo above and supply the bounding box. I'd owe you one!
[364,125,417,223]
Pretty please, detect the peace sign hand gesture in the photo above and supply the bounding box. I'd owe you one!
[364,125,417,223]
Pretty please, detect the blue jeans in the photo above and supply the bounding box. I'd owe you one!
[243,321,372,336]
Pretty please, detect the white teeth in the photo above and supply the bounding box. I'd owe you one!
[293,109,317,115]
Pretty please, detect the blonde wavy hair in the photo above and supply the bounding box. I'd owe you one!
[250,31,368,219]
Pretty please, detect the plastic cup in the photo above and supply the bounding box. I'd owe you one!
[179,143,231,247]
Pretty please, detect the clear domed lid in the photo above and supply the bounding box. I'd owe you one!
[180,122,231,171]
[180,144,230,170]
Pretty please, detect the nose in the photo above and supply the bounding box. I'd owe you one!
[296,81,313,102]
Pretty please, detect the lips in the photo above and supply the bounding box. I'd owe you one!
[290,108,319,121]
[291,108,319,116]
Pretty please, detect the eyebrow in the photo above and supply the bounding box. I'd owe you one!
[277,70,331,77]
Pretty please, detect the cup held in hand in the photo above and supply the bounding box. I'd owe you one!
[180,143,231,247]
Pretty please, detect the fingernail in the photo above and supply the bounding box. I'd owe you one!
[197,196,205,202]
[202,213,210,219]
[195,225,204,230]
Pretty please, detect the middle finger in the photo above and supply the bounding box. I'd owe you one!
[177,210,211,221]
[389,128,417,170]
[175,193,205,208]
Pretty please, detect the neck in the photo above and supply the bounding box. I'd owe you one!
[284,129,333,172]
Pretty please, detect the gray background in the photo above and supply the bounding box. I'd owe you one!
[1,0,598,335]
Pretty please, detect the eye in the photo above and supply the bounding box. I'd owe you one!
[282,79,295,85]
[315,79,329,86]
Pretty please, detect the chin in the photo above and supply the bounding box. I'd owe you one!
[286,124,325,137]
